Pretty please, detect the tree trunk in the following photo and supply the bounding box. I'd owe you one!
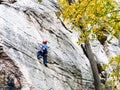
[118,34,120,47]
[84,40,102,90]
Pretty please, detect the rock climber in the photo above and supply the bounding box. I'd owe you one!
[37,40,49,67]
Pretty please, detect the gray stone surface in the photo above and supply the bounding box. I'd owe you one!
[0,0,120,90]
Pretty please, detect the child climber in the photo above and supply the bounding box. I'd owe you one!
[37,40,49,67]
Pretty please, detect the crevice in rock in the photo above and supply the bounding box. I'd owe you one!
[44,28,64,40]
[58,18,72,33]
[0,0,17,4]
[59,30,69,39]
[2,3,19,10]
[24,9,53,27]
[58,64,83,81]
[58,67,71,74]
[67,41,76,50]
[47,1,73,34]
[40,12,53,23]
[24,10,43,29]
[49,0,60,10]
[81,44,89,58]
[108,41,118,46]
[48,61,59,65]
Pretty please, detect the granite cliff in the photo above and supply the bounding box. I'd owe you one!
[0,0,120,90]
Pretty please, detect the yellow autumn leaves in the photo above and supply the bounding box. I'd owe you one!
[58,1,120,89]
[103,55,120,90]
[58,0,120,42]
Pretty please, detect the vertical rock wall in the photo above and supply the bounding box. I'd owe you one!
[0,0,120,90]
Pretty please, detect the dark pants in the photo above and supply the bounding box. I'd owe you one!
[37,51,42,58]
[7,86,15,90]
[43,55,47,65]
[37,51,47,65]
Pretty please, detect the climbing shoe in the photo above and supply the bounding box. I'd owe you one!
[44,64,48,67]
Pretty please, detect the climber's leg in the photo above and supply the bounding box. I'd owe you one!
[37,51,42,59]
[43,55,47,67]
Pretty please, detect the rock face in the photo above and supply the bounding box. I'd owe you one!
[0,0,120,90]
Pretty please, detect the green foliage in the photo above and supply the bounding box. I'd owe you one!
[103,55,120,90]
[38,0,42,3]
[58,0,120,43]
[58,0,120,89]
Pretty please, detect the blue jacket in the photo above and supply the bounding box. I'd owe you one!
[40,44,48,52]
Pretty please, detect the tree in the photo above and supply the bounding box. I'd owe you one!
[103,55,120,90]
[58,0,120,90]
